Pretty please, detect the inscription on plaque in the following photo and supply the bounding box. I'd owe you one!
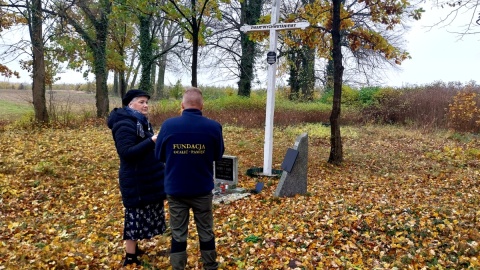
[214,155,238,186]
[215,158,233,181]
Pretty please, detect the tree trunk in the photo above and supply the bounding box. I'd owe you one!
[113,71,119,96]
[325,58,334,90]
[91,4,110,117]
[237,0,262,97]
[94,49,109,117]
[288,46,315,101]
[157,54,167,99]
[138,14,153,93]
[125,46,138,88]
[237,33,255,97]
[190,0,200,88]
[287,48,301,100]
[191,25,199,87]
[328,0,344,164]
[119,69,126,98]
[30,0,48,123]
[300,46,315,101]
[151,56,157,97]
[130,62,140,89]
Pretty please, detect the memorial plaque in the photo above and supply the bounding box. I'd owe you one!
[214,155,238,186]
[281,148,298,173]
[266,51,277,65]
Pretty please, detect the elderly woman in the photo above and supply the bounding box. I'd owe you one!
[107,89,166,267]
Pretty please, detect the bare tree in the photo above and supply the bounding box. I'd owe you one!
[154,21,184,99]
[161,0,224,87]
[0,0,51,122]
[431,0,480,36]
[202,0,262,94]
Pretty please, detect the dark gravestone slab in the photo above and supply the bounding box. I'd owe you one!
[281,148,299,173]
[214,155,238,187]
[274,133,308,197]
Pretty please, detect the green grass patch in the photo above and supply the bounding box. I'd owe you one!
[0,100,33,120]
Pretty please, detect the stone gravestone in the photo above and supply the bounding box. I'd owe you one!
[214,155,238,187]
[274,133,308,197]
[213,155,249,204]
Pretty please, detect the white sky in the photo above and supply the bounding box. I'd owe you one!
[384,4,480,87]
[1,5,479,87]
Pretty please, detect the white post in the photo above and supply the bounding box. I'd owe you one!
[263,0,280,176]
[239,3,308,177]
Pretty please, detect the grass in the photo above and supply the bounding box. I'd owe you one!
[0,100,33,120]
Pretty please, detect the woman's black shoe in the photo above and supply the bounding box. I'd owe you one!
[135,244,146,256]
[123,252,141,266]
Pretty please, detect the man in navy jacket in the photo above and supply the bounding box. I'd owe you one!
[155,87,224,270]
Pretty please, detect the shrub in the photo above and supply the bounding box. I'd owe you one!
[224,86,236,96]
[199,85,232,99]
[8,112,36,130]
[342,85,360,106]
[361,87,406,124]
[74,81,95,93]
[358,86,380,106]
[169,79,183,99]
[447,90,480,133]
[319,88,333,104]
[401,84,455,129]
[319,85,359,106]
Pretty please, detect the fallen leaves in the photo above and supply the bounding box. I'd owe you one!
[0,124,479,269]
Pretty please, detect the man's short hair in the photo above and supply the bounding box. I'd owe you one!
[184,87,202,96]
[183,87,203,107]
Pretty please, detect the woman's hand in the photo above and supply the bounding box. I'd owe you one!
[151,134,157,143]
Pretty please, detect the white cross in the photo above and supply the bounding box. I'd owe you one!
[240,0,309,176]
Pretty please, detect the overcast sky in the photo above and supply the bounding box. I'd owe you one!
[384,4,480,87]
[1,4,478,87]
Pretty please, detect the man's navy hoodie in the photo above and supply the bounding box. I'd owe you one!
[155,108,224,197]
[107,107,165,208]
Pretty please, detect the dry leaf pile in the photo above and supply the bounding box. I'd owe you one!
[0,124,479,269]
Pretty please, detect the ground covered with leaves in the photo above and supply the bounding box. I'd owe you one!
[0,123,479,269]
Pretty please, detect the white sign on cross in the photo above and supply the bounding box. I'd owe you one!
[240,0,309,176]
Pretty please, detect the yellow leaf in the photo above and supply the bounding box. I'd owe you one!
[7,222,19,230]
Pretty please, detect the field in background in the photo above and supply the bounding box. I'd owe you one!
[0,88,333,129]
[0,89,122,124]
[1,80,480,132]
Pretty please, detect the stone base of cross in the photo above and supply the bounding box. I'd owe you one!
[240,1,309,176]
